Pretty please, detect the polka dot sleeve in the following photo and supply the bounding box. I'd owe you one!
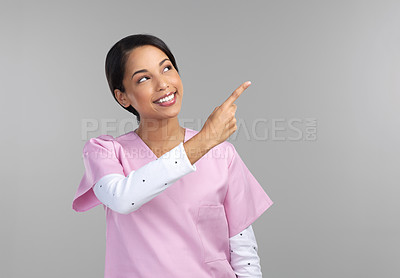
[229,224,263,278]
[92,141,196,214]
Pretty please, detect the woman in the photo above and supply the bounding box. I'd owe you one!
[72,34,273,278]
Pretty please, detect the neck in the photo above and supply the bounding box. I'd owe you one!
[135,117,185,147]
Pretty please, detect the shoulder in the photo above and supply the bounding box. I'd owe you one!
[187,127,237,165]
[115,130,135,141]
[83,134,117,155]
[84,130,136,150]
[216,141,236,168]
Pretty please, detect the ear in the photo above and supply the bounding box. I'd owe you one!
[114,89,130,108]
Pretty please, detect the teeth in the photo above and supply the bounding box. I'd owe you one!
[155,93,175,103]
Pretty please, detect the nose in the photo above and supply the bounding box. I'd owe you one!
[156,76,169,91]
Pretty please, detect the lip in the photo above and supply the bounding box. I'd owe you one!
[153,91,176,103]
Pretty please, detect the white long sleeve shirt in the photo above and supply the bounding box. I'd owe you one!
[93,142,263,277]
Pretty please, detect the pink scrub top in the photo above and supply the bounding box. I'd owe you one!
[72,128,273,278]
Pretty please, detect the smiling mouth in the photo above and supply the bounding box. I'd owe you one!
[153,92,176,103]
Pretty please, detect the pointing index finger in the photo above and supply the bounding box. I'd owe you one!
[221,81,251,109]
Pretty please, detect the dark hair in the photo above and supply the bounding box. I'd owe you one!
[105,33,180,124]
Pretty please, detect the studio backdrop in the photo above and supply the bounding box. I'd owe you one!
[1,0,399,277]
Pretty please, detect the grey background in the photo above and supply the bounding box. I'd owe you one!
[1,0,399,277]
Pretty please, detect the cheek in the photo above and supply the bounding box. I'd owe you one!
[136,95,152,106]
[128,92,147,109]
[172,74,183,89]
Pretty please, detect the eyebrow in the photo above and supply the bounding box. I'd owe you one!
[130,58,170,80]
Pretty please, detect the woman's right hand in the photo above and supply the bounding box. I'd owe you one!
[199,81,252,147]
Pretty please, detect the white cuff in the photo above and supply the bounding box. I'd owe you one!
[157,141,196,175]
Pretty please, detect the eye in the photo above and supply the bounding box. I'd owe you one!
[137,65,173,84]
[163,65,172,72]
[138,76,149,83]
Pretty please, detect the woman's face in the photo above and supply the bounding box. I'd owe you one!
[115,45,183,122]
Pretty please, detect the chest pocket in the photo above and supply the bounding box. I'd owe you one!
[196,205,230,263]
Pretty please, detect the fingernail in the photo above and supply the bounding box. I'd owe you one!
[246,81,252,85]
